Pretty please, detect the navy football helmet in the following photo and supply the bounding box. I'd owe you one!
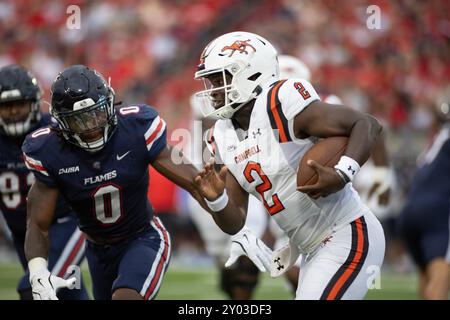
[50,65,117,151]
[0,65,42,136]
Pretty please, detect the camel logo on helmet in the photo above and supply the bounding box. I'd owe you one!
[220,39,256,57]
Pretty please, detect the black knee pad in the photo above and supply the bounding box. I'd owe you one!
[220,256,260,298]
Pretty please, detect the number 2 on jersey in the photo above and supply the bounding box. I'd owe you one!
[243,162,285,215]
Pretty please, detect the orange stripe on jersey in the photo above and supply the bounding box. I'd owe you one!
[267,80,290,143]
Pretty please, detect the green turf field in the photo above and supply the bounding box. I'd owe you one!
[0,261,419,300]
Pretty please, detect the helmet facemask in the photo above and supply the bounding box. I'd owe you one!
[195,61,262,120]
[0,98,41,137]
[51,89,117,152]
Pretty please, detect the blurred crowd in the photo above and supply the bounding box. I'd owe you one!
[0,0,449,266]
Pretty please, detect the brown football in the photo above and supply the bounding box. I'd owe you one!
[297,136,349,187]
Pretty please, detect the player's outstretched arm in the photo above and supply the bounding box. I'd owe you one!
[25,180,75,300]
[295,101,382,198]
[152,146,247,234]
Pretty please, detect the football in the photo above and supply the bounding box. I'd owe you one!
[297,136,349,187]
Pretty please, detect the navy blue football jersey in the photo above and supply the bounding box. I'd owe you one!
[402,132,450,222]
[0,114,73,236]
[22,105,167,239]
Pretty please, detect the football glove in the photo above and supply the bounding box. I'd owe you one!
[225,226,272,272]
[29,257,76,300]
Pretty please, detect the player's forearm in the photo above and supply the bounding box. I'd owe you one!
[345,114,382,166]
[370,130,389,166]
[24,181,57,261]
[25,221,49,261]
[210,205,246,235]
[190,188,245,234]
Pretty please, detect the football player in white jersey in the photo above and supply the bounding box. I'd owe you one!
[185,94,269,299]
[193,31,386,300]
[270,55,395,293]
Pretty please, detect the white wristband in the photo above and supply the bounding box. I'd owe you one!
[28,257,48,275]
[334,156,360,182]
[205,190,229,212]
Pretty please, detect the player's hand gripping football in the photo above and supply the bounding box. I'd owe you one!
[194,159,228,201]
[29,258,76,300]
[225,226,273,272]
[297,160,346,199]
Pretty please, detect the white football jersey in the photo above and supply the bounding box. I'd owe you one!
[207,78,370,254]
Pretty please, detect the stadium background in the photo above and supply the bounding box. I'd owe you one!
[0,0,449,299]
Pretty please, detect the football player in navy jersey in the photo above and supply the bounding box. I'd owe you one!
[22,64,245,300]
[0,65,88,300]
[398,99,450,300]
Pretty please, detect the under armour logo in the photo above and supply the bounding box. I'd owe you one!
[252,128,261,139]
[274,257,284,271]
[348,165,355,175]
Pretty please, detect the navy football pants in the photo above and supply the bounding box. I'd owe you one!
[85,216,171,300]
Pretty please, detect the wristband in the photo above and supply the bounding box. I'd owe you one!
[335,168,350,185]
[334,156,360,182]
[205,189,229,212]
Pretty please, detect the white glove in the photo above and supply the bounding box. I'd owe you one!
[225,226,273,272]
[29,257,76,300]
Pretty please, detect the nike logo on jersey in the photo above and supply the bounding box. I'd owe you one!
[116,151,131,161]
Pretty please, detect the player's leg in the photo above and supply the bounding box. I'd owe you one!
[112,217,171,300]
[112,288,144,300]
[220,256,260,299]
[418,228,450,299]
[418,269,428,299]
[47,215,89,300]
[84,240,118,300]
[422,257,450,299]
[397,214,428,298]
[296,212,385,300]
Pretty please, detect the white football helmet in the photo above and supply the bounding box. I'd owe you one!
[194,31,279,120]
[278,55,311,81]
